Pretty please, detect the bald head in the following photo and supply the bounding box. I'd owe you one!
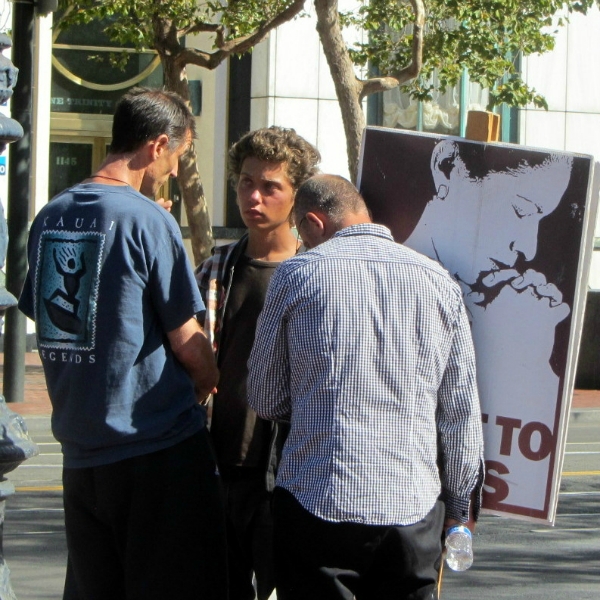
[294,175,371,248]
[294,175,370,225]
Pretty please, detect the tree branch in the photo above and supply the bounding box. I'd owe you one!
[176,47,223,70]
[220,0,307,52]
[359,76,403,98]
[177,0,307,69]
[358,0,425,101]
[182,22,222,37]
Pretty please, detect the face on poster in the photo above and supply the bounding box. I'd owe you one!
[358,127,594,522]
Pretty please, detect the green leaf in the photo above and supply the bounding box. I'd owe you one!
[339,0,597,109]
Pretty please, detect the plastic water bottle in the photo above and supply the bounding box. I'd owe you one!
[445,525,473,571]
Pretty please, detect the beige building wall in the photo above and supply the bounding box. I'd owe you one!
[248,0,365,180]
[520,5,600,288]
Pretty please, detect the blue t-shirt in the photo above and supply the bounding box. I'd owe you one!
[19,183,206,468]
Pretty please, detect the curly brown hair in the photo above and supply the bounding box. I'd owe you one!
[228,126,321,191]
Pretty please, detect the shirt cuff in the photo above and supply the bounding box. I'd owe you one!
[443,462,484,522]
[443,494,472,523]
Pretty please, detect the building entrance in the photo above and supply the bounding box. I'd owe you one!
[49,137,109,200]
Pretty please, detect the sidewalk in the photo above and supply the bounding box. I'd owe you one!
[0,352,52,416]
[1,351,600,416]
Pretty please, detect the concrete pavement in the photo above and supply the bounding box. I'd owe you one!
[0,352,52,417]
[0,352,598,600]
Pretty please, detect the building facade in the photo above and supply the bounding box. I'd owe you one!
[1,2,599,345]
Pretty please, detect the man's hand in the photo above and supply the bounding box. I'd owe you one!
[444,516,476,534]
[156,198,173,212]
[465,267,570,365]
[198,387,218,407]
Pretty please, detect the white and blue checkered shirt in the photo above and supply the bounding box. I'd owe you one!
[248,223,484,526]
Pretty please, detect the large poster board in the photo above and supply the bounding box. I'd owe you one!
[358,127,597,523]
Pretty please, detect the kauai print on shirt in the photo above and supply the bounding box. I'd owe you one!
[34,230,104,351]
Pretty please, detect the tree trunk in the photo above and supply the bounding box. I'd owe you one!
[161,56,214,265]
[314,0,365,183]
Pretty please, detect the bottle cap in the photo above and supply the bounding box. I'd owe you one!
[446,525,472,538]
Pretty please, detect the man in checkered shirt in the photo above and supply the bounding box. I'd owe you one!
[248,174,484,600]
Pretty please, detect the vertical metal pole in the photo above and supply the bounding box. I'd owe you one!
[416,101,424,132]
[459,67,469,138]
[4,1,34,403]
[0,367,40,600]
[500,103,509,142]
[0,13,42,600]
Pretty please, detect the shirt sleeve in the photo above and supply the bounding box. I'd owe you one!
[194,256,213,325]
[148,219,205,333]
[195,255,212,306]
[247,266,292,422]
[18,273,35,321]
[18,220,40,321]
[436,294,485,522]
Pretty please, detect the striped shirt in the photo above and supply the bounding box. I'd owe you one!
[248,223,484,526]
[195,235,248,352]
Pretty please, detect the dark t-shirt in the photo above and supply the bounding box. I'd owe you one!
[210,254,277,468]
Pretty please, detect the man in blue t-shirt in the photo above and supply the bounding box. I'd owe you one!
[19,88,226,600]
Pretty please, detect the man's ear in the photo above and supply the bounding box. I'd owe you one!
[305,211,326,235]
[150,134,170,159]
[430,139,459,199]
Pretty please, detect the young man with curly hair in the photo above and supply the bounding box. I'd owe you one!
[196,126,320,600]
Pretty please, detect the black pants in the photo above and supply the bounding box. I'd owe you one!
[62,429,228,600]
[273,487,444,600]
[220,467,276,600]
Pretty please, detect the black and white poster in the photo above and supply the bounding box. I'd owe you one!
[358,127,597,523]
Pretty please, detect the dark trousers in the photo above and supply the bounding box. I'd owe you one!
[273,487,444,600]
[62,429,228,600]
[220,467,276,600]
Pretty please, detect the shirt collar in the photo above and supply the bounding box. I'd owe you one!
[332,223,394,242]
